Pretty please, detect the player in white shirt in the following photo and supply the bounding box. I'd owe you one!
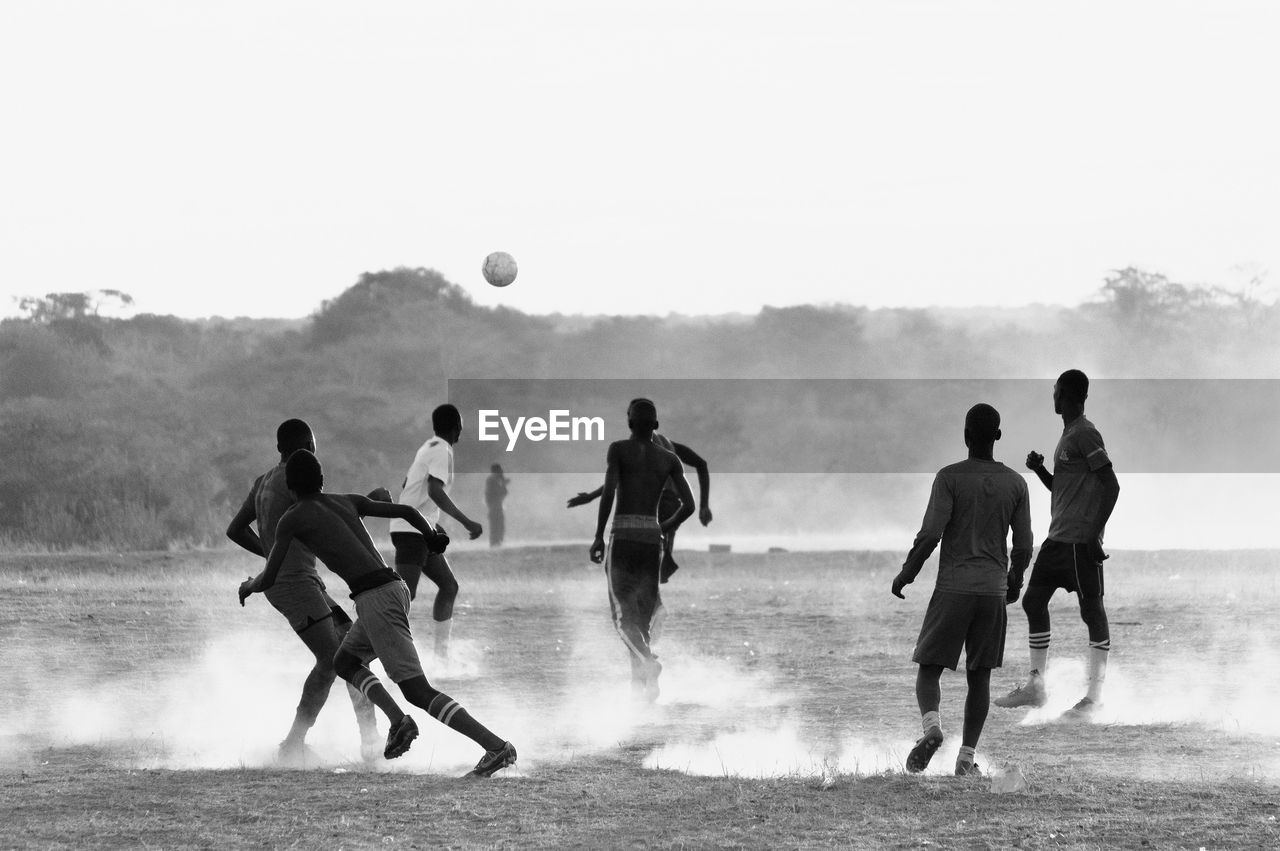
[391,404,483,662]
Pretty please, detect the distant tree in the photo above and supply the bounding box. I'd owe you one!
[17,290,134,323]
[310,268,473,345]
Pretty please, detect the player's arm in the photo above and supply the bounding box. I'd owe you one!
[1026,451,1052,491]
[1088,464,1120,560]
[240,508,298,604]
[225,484,265,557]
[590,445,620,563]
[365,486,392,503]
[350,493,447,548]
[427,476,482,540]
[893,473,952,598]
[1006,485,1034,604]
[567,485,604,508]
[671,442,712,525]
[662,459,696,534]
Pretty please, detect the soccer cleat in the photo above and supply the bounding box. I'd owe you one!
[906,727,944,773]
[994,677,1046,708]
[1060,697,1099,722]
[384,715,419,760]
[468,741,517,778]
[955,761,983,777]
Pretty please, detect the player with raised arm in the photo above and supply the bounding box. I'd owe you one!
[390,403,483,664]
[239,450,516,776]
[892,404,1033,776]
[589,399,695,702]
[225,419,381,763]
[995,369,1121,720]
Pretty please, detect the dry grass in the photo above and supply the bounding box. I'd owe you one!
[1,548,1278,849]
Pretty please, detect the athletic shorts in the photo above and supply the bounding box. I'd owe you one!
[912,590,1007,671]
[1028,539,1105,598]
[339,578,424,684]
[391,531,428,566]
[265,580,350,634]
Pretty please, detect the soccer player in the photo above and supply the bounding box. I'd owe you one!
[391,403,483,663]
[995,369,1121,720]
[484,464,509,548]
[568,410,713,583]
[892,404,1032,776]
[225,419,380,762]
[239,449,517,777]
[589,399,696,701]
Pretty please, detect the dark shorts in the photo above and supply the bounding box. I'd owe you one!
[1028,539,1105,598]
[912,590,1007,671]
[391,531,428,566]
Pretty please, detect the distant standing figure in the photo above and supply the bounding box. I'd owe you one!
[484,464,509,548]
[892,404,1032,776]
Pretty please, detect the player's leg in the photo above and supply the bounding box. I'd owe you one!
[996,542,1067,707]
[421,552,459,661]
[391,532,426,600]
[326,602,381,758]
[606,538,661,694]
[266,585,343,759]
[957,596,1004,775]
[907,590,964,772]
[365,580,516,776]
[1065,544,1109,719]
[333,605,417,759]
[634,554,664,700]
[958,668,991,776]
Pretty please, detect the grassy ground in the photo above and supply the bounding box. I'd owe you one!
[1,547,1278,849]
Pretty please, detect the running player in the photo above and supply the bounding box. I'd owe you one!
[995,369,1121,720]
[225,419,381,762]
[892,404,1032,776]
[239,449,516,776]
[391,403,483,663]
[589,399,695,701]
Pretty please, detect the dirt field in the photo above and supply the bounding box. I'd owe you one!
[1,546,1278,849]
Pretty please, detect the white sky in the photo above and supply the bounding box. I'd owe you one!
[1,1,1277,319]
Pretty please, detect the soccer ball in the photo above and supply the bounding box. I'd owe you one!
[482,252,518,288]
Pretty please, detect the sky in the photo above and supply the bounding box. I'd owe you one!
[1,1,1278,320]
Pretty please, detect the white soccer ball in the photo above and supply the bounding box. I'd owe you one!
[482,251,518,288]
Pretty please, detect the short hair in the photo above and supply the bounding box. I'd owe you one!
[1057,369,1089,403]
[627,398,658,428]
[965,403,1001,443]
[285,449,324,495]
[490,463,503,474]
[276,418,313,454]
[432,403,462,435]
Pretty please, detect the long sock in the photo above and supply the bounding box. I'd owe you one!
[348,667,405,724]
[1029,631,1050,677]
[426,692,504,751]
[921,710,941,736]
[1086,640,1110,701]
[434,618,452,659]
[347,682,379,741]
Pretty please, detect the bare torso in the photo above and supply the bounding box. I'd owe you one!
[611,438,681,518]
[284,494,387,587]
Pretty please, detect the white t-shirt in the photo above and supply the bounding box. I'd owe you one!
[390,436,453,533]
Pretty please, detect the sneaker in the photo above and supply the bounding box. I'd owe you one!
[906,727,944,773]
[955,761,983,777]
[1060,697,1099,722]
[468,741,517,778]
[384,715,419,760]
[994,676,1046,708]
